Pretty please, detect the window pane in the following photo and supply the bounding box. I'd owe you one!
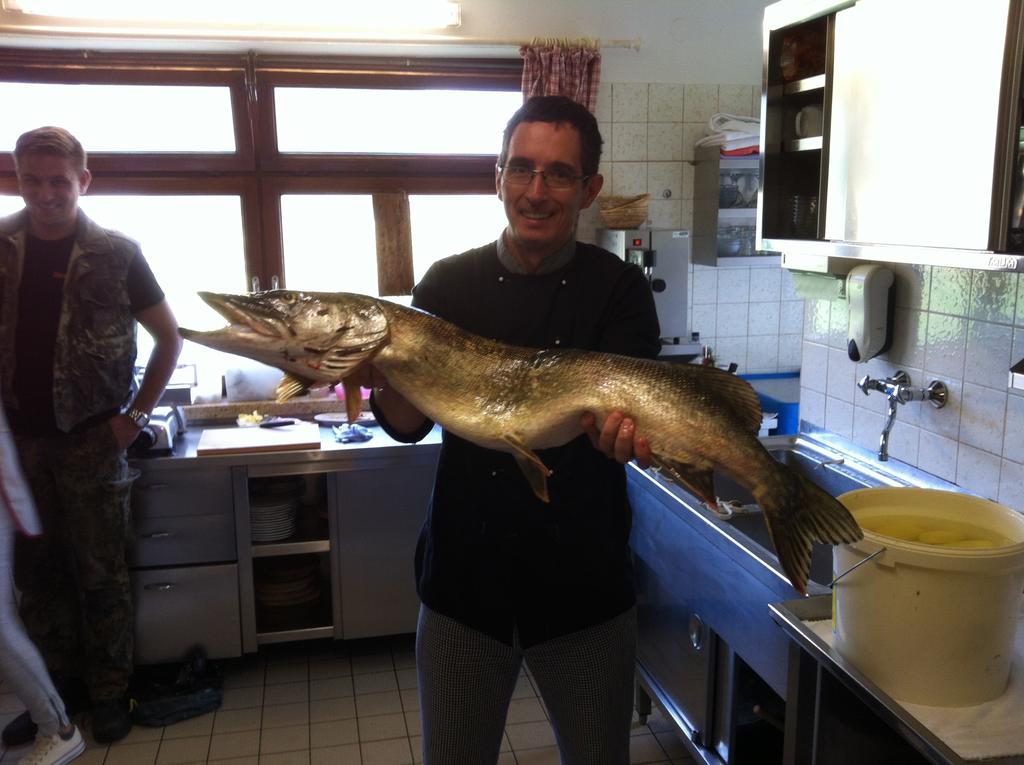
[1,194,248,400]
[0,83,236,153]
[0,195,21,216]
[275,88,521,154]
[281,195,378,294]
[408,194,507,283]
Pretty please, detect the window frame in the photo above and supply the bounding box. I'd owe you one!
[0,47,522,290]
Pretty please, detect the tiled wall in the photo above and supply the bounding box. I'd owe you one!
[799,264,1024,512]
[578,80,802,375]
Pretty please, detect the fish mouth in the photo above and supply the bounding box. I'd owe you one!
[194,291,291,338]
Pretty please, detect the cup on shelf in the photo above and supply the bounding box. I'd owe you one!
[795,105,824,138]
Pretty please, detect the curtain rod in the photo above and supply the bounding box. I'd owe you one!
[0,18,642,51]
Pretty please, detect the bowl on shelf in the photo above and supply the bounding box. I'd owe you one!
[598,193,650,228]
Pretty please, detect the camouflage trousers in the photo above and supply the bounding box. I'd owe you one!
[12,421,139,701]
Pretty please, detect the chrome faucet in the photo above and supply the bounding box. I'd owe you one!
[857,370,948,461]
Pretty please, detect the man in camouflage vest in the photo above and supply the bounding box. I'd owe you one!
[0,126,182,745]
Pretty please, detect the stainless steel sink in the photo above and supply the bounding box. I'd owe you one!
[709,436,903,586]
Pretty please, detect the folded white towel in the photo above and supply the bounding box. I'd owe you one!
[695,112,761,151]
[805,617,1024,760]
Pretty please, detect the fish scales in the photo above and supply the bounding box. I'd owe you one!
[180,290,863,595]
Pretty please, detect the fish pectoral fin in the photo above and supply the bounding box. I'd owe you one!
[652,455,717,506]
[276,373,315,402]
[342,377,364,422]
[501,434,553,504]
[514,454,552,503]
[319,345,382,379]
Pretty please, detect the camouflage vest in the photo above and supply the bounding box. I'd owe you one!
[0,210,138,432]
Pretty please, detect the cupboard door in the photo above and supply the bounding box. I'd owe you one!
[824,0,1011,249]
[335,455,437,639]
[133,564,241,664]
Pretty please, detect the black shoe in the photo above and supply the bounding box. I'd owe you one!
[2,710,38,747]
[91,698,132,744]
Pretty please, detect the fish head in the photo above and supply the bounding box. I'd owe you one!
[179,290,390,386]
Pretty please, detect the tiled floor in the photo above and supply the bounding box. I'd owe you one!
[0,635,694,764]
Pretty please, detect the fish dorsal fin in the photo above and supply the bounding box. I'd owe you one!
[699,366,763,435]
[276,373,314,402]
[652,456,717,506]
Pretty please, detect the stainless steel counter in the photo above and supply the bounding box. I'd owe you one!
[770,597,1024,765]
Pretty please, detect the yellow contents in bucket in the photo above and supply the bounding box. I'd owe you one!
[860,513,1009,548]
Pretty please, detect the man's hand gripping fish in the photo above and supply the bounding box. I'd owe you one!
[180,290,862,596]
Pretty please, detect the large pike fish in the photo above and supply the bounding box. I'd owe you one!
[180,290,862,595]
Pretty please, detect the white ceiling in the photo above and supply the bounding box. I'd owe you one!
[0,0,774,85]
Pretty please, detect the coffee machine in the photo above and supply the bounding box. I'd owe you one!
[597,228,702,359]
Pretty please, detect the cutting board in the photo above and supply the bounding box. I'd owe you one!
[197,421,322,456]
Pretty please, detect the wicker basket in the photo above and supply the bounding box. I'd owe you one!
[598,193,650,228]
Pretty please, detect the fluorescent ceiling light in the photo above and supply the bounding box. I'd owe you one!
[2,0,462,29]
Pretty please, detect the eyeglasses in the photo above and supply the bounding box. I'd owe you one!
[498,164,590,189]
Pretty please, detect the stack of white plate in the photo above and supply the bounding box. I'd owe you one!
[254,556,320,608]
[250,495,298,542]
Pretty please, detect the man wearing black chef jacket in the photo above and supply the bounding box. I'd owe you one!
[0,126,181,746]
[360,96,661,764]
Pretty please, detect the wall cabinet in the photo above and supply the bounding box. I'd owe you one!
[760,0,1024,272]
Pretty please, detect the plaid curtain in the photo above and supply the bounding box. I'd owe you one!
[520,38,601,114]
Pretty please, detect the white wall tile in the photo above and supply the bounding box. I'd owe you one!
[714,336,747,371]
[918,375,962,441]
[801,387,826,429]
[888,423,921,465]
[825,397,854,439]
[717,268,750,303]
[716,302,749,337]
[647,199,680,229]
[718,85,755,117]
[780,300,805,335]
[594,82,613,123]
[801,342,829,394]
[778,334,802,370]
[681,123,705,162]
[958,382,1007,456]
[886,308,927,370]
[826,348,858,403]
[929,267,972,317]
[918,430,958,483]
[611,83,648,123]
[748,302,780,336]
[647,162,683,201]
[611,122,647,162]
[609,162,646,196]
[691,267,718,305]
[969,271,1018,324]
[956,443,1002,501]
[891,263,931,310]
[852,407,885,454]
[647,123,683,161]
[749,267,782,302]
[1005,395,1024,462]
[648,83,684,122]
[924,314,967,380]
[804,300,831,344]
[998,458,1024,513]
[691,303,717,338]
[747,336,779,372]
[683,84,718,123]
[964,320,1013,390]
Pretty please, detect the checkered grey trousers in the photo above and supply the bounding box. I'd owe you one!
[416,604,637,765]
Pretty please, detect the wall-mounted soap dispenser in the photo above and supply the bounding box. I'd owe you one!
[846,264,894,362]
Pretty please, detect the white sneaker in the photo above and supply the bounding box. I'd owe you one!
[17,726,84,765]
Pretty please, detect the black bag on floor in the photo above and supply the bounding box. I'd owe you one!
[130,645,224,727]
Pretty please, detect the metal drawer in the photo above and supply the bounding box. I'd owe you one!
[132,564,241,664]
[131,512,236,567]
[132,466,233,520]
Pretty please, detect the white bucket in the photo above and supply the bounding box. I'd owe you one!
[833,487,1024,707]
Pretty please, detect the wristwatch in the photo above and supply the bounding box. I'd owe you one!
[125,407,150,428]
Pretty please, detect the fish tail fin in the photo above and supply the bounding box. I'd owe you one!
[755,472,863,596]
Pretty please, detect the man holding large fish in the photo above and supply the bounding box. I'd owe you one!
[363,95,661,764]
[180,95,862,765]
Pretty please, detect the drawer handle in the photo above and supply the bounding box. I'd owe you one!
[141,531,174,539]
[143,583,176,591]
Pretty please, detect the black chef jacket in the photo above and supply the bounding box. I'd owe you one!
[374,240,661,647]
